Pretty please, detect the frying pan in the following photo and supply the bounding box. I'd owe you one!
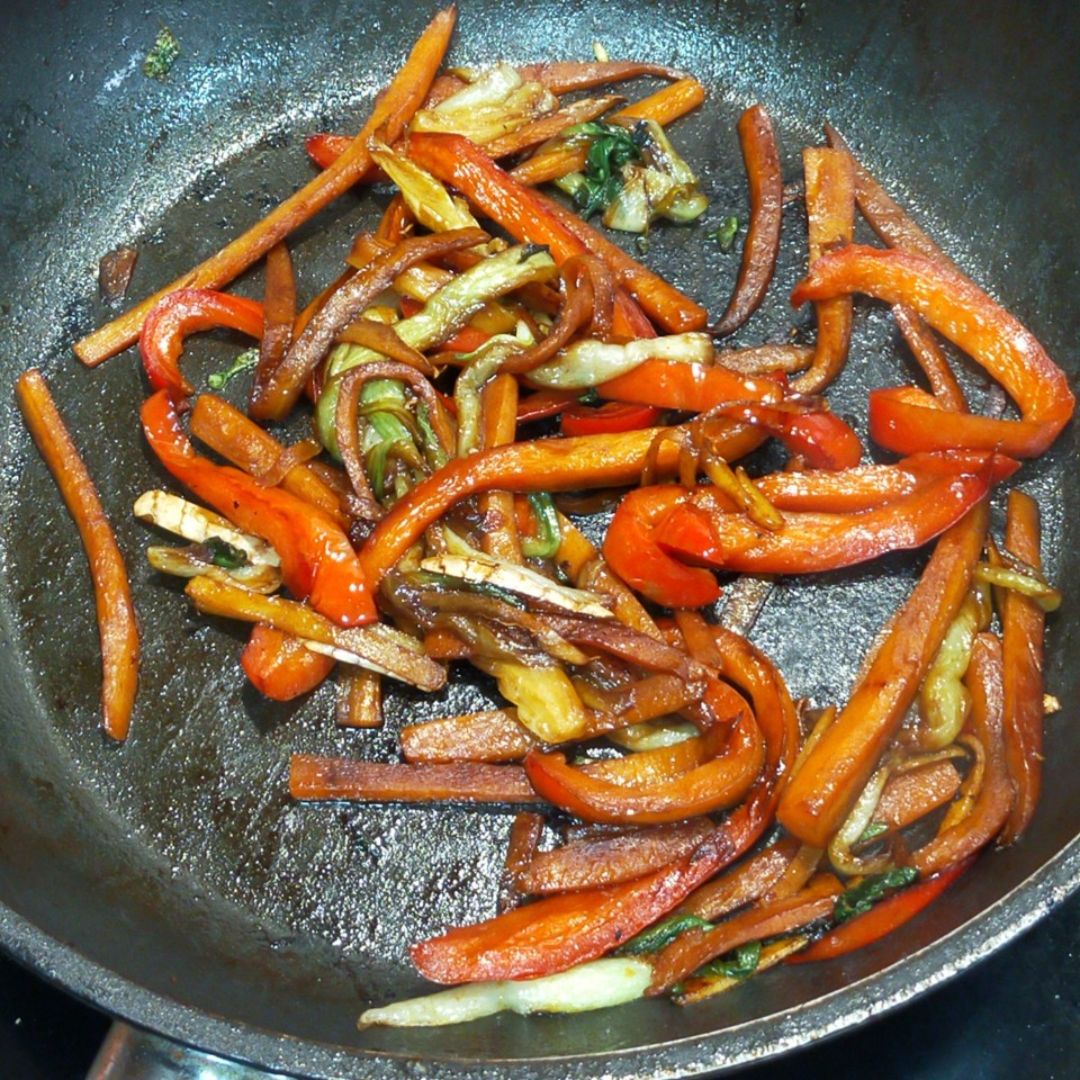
[0,0,1077,1076]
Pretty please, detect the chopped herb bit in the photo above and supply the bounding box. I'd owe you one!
[635,235,650,255]
[834,866,918,924]
[143,27,181,81]
[565,121,644,219]
[619,914,713,956]
[856,821,889,846]
[521,492,562,560]
[204,537,248,570]
[208,348,259,390]
[578,387,601,406]
[696,940,762,981]
[714,216,740,252]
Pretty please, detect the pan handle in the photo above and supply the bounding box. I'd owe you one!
[88,1022,282,1080]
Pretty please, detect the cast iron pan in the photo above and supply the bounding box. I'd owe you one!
[0,1,1077,1076]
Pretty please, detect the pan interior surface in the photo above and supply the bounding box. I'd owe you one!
[0,1,1077,1075]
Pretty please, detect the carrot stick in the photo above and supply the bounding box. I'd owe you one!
[510,78,707,187]
[792,147,855,394]
[74,5,457,367]
[478,374,523,562]
[777,500,989,848]
[336,668,382,728]
[16,369,140,740]
[401,708,539,763]
[534,190,707,333]
[484,94,624,160]
[998,491,1046,844]
[712,105,783,337]
[892,303,968,412]
[250,242,296,417]
[289,756,537,803]
[188,394,350,529]
[499,811,546,911]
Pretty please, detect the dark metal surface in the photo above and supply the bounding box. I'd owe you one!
[0,1,1076,1077]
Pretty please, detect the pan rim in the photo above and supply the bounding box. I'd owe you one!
[1,836,1077,1077]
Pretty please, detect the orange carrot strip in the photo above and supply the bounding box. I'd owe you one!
[777,500,988,848]
[999,491,1046,844]
[713,105,783,337]
[289,756,537,803]
[188,395,350,529]
[336,668,383,729]
[74,5,456,367]
[478,374,523,562]
[792,147,855,394]
[16,369,140,739]
[250,242,296,417]
[510,78,706,187]
[484,94,624,159]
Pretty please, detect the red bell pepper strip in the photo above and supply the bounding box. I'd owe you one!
[655,468,995,577]
[792,147,856,394]
[141,389,375,627]
[777,502,989,848]
[999,491,1046,845]
[792,245,1075,458]
[603,485,724,609]
[405,132,663,339]
[561,401,662,437]
[598,357,785,410]
[525,708,765,825]
[358,423,766,589]
[712,105,783,337]
[789,858,973,964]
[240,624,334,701]
[516,388,581,424]
[140,289,264,400]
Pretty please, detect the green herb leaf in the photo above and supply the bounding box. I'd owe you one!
[204,537,249,570]
[834,866,918,924]
[564,122,644,219]
[521,492,562,560]
[696,940,762,981]
[714,216,740,252]
[856,821,889,846]
[619,914,713,956]
[207,348,259,390]
[143,27,181,81]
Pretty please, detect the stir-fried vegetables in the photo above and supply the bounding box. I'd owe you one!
[22,4,1070,1038]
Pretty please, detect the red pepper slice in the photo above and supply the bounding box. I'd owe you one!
[405,131,658,340]
[560,401,662,437]
[240,624,334,701]
[792,245,1075,458]
[602,485,723,609]
[789,858,973,963]
[655,467,1000,577]
[597,357,784,411]
[141,389,375,626]
[516,388,581,424]
[140,288,264,400]
[524,707,765,825]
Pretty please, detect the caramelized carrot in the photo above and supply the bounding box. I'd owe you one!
[74,5,457,366]
[16,370,140,739]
